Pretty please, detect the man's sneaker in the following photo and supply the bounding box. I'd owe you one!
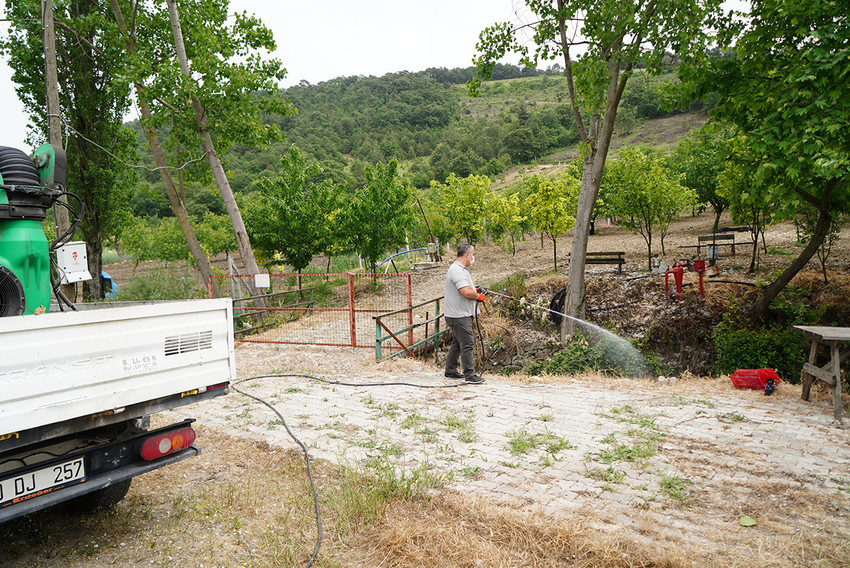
[464,374,485,384]
[444,371,464,379]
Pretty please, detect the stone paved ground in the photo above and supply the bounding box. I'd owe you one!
[191,342,850,560]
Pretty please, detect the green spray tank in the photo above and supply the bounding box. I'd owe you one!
[0,145,67,316]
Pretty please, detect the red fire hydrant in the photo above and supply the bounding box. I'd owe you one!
[665,265,685,300]
[693,258,706,298]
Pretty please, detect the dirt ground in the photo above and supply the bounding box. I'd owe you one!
[4,211,850,568]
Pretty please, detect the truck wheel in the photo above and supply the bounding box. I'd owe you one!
[66,478,132,513]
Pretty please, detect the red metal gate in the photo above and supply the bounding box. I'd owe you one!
[209,272,412,348]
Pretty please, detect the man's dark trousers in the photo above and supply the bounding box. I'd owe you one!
[445,315,475,378]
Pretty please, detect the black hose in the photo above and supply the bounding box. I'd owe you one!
[233,376,322,568]
[230,372,468,567]
[471,300,482,374]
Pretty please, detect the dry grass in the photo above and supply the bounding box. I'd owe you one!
[347,492,688,568]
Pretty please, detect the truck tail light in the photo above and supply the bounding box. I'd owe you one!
[140,426,196,461]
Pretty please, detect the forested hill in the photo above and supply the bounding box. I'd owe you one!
[130,63,707,218]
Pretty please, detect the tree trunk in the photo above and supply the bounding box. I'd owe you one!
[552,235,557,272]
[86,239,102,300]
[561,41,629,343]
[712,206,723,233]
[646,233,653,271]
[165,0,262,306]
[755,203,833,318]
[139,96,219,296]
[748,230,758,273]
[109,0,219,298]
[43,0,77,302]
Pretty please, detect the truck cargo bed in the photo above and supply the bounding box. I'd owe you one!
[0,299,235,438]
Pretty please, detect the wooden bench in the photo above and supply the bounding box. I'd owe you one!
[568,251,626,274]
[697,233,736,255]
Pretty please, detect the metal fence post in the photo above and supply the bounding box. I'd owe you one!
[434,298,441,357]
[406,274,413,347]
[348,273,356,347]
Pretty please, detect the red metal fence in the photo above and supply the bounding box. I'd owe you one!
[210,272,412,349]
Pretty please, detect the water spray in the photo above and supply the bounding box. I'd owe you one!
[479,287,648,377]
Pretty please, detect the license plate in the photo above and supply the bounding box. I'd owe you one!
[0,457,86,508]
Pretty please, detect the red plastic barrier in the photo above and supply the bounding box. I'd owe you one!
[730,368,781,389]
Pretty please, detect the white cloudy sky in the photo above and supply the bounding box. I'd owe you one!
[0,0,520,149]
[0,1,746,151]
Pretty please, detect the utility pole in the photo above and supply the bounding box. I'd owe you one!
[43,0,66,228]
[43,0,76,300]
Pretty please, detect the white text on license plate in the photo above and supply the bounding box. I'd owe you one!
[0,457,85,507]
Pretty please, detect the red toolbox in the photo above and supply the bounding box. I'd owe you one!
[730,368,781,389]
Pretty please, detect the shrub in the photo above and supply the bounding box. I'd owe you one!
[113,269,201,301]
[526,332,646,377]
[712,316,806,382]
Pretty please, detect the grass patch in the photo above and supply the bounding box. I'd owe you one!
[717,412,747,423]
[660,474,695,507]
[667,396,716,409]
[586,466,627,484]
[441,410,478,443]
[400,412,427,429]
[505,426,574,457]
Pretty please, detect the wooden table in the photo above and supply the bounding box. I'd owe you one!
[795,326,850,421]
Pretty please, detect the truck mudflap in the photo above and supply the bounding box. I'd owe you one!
[0,419,199,524]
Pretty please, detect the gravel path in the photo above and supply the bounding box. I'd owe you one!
[190,341,850,559]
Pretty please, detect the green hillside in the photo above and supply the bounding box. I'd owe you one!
[128,64,708,219]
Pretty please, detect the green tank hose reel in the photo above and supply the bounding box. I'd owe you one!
[0,144,68,316]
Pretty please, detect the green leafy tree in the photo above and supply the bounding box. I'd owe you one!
[196,213,238,257]
[349,159,414,273]
[3,0,135,299]
[603,147,695,268]
[434,173,491,244]
[121,216,190,268]
[470,0,724,339]
[677,0,850,318]
[488,191,526,255]
[717,137,783,273]
[503,125,544,163]
[111,0,294,297]
[669,122,733,232]
[310,176,350,273]
[524,174,578,271]
[245,147,330,277]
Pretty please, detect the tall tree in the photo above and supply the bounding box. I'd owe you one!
[603,147,695,268]
[109,0,218,295]
[669,122,732,232]
[677,0,850,318]
[524,174,577,271]
[3,0,135,299]
[163,0,288,288]
[434,173,491,244]
[350,159,414,273]
[471,0,724,341]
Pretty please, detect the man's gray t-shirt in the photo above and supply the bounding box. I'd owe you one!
[445,261,476,318]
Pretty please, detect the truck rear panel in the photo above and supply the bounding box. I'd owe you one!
[0,298,235,440]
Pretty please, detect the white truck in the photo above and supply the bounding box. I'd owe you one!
[0,143,234,523]
[0,299,235,523]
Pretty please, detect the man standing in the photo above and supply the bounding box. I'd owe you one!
[444,244,485,384]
